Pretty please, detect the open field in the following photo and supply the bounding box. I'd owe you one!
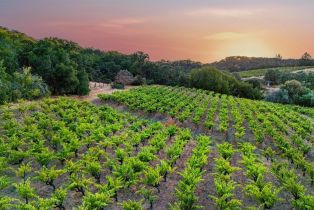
[239,66,314,78]
[1,86,314,209]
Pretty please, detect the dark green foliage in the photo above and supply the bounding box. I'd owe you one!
[0,28,89,96]
[265,69,282,85]
[0,27,35,72]
[190,67,229,94]
[266,80,314,107]
[77,70,90,95]
[0,61,49,104]
[132,75,146,85]
[27,38,87,95]
[190,67,262,99]
[299,52,314,66]
[111,82,125,89]
[280,71,314,89]
[211,56,301,72]
[246,78,263,89]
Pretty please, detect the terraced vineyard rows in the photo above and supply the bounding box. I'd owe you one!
[0,85,313,209]
[0,98,197,209]
[99,85,314,209]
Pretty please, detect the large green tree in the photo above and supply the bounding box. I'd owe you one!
[27,38,89,95]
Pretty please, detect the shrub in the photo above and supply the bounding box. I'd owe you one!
[132,75,146,85]
[190,66,230,94]
[264,69,282,85]
[190,66,262,99]
[0,61,49,104]
[111,82,125,89]
[266,80,314,107]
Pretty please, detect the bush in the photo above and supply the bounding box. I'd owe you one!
[266,89,290,104]
[246,78,263,89]
[77,70,90,95]
[297,92,314,106]
[0,61,49,104]
[111,82,125,89]
[190,66,262,99]
[264,69,282,85]
[132,75,146,85]
[190,67,230,94]
[266,80,314,107]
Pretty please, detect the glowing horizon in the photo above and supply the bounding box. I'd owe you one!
[1,0,313,62]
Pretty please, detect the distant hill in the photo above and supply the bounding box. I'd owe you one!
[239,66,314,78]
[210,56,304,72]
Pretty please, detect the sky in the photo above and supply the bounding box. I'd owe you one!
[0,0,314,62]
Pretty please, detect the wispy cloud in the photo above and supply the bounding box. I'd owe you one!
[204,32,249,40]
[49,17,147,29]
[187,8,261,17]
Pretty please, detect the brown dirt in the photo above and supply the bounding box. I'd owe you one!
[154,140,197,210]
[195,148,218,209]
[69,82,135,102]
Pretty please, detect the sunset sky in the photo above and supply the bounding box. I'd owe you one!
[1,0,314,62]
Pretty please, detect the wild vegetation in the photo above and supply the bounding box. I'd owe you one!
[212,55,314,72]
[0,61,49,104]
[190,67,262,99]
[239,66,314,78]
[3,26,314,106]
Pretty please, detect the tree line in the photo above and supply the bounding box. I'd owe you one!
[0,27,201,99]
[6,26,311,103]
[211,54,314,72]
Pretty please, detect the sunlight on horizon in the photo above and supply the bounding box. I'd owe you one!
[0,0,313,62]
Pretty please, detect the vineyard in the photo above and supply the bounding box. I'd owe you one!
[0,86,313,209]
[100,85,314,209]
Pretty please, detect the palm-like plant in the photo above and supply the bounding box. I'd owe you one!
[283,178,305,200]
[126,157,147,173]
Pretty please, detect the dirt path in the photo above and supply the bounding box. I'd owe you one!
[69,82,135,102]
